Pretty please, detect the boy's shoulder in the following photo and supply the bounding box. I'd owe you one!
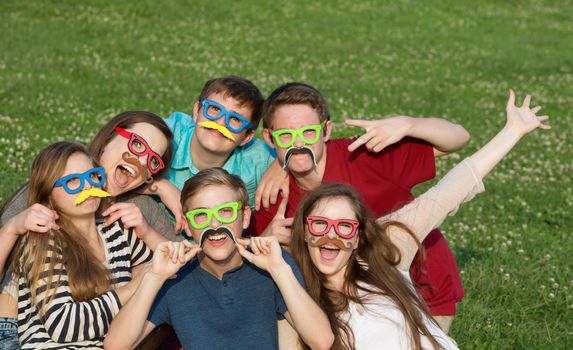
[164,112,195,133]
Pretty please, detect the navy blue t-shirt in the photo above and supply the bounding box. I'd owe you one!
[147,251,305,349]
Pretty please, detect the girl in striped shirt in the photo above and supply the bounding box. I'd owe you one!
[6,142,153,349]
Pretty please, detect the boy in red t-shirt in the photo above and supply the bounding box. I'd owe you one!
[251,82,470,332]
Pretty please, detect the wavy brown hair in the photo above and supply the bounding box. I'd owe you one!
[290,183,442,350]
[89,110,174,179]
[11,142,112,315]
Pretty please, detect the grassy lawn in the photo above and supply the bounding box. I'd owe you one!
[1,0,572,348]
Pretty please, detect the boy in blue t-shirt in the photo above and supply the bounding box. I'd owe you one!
[104,168,333,350]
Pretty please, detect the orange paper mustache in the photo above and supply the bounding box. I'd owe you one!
[74,188,111,205]
[198,121,236,141]
[307,235,354,251]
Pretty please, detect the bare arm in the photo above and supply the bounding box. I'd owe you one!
[380,90,550,270]
[236,237,334,350]
[105,241,200,350]
[405,117,470,156]
[345,116,470,155]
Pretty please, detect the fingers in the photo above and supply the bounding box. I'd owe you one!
[254,237,271,255]
[523,94,531,108]
[236,237,251,247]
[254,187,263,211]
[531,106,542,114]
[174,214,185,233]
[347,131,373,152]
[102,203,141,227]
[537,115,551,130]
[32,211,59,230]
[101,202,128,217]
[182,219,192,238]
[344,119,370,128]
[506,89,516,109]
[235,242,254,263]
[30,203,59,220]
[274,192,289,220]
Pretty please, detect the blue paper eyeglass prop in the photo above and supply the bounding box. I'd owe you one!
[53,167,106,194]
[200,98,254,133]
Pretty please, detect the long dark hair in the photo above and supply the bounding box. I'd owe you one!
[11,142,113,314]
[89,110,174,178]
[290,183,442,350]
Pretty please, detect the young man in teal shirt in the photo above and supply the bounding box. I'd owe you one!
[164,76,277,206]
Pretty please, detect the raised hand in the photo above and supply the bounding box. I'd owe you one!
[261,192,293,246]
[505,89,551,136]
[345,116,412,153]
[151,241,201,279]
[9,203,59,235]
[254,159,290,211]
[236,236,286,272]
[102,202,152,239]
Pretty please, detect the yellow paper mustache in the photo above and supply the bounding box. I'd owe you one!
[74,188,111,205]
[198,121,236,141]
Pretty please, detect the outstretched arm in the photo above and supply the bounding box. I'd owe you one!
[345,116,470,155]
[380,90,550,270]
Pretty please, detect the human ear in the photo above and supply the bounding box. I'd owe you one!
[242,205,252,229]
[263,128,276,149]
[238,130,255,147]
[323,120,333,142]
[192,100,200,123]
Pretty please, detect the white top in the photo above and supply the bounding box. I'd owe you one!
[342,276,458,350]
[16,221,152,349]
[340,158,485,349]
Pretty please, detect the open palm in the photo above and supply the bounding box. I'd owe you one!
[506,89,551,136]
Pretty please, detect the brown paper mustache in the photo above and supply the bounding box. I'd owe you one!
[307,235,354,251]
[122,152,153,184]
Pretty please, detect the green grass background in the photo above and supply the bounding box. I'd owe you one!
[1,0,572,348]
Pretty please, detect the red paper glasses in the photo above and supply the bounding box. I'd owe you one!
[305,216,360,239]
[114,127,165,175]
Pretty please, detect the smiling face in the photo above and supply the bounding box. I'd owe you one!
[264,104,332,175]
[99,122,169,196]
[305,196,360,285]
[192,92,255,156]
[184,184,251,267]
[52,152,103,217]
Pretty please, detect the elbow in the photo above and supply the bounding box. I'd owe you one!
[459,127,471,148]
[103,337,129,350]
[309,331,334,350]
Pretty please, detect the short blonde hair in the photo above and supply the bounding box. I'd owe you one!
[180,168,249,211]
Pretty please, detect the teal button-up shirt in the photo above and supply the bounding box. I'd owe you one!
[164,112,276,206]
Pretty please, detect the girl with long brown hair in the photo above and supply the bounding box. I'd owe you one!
[290,90,550,349]
[1,141,153,349]
[0,111,178,349]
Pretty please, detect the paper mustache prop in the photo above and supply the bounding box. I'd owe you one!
[198,226,236,246]
[283,146,318,169]
[74,188,111,205]
[198,121,236,141]
[307,235,354,251]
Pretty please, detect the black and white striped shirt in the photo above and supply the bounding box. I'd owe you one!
[17,221,152,349]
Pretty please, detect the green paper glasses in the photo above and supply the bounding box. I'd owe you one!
[270,123,325,149]
[185,201,244,229]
